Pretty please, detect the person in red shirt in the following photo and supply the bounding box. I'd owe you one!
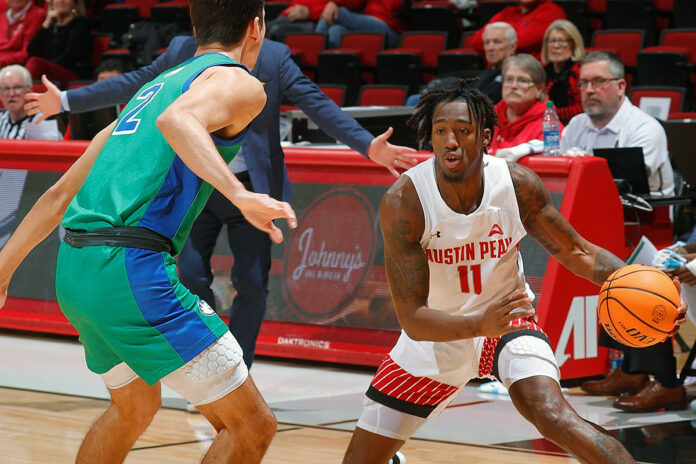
[315,0,406,49]
[472,0,565,56]
[266,0,327,42]
[0,0,45,67]
[488,53,563,155]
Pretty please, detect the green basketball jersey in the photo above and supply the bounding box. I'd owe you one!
[62,53,248,254]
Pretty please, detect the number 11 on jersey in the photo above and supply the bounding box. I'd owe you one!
[458,264,482,294]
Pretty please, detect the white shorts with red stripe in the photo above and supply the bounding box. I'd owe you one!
[357,324,560,440]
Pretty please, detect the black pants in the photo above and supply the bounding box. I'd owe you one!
[599,329,678,388]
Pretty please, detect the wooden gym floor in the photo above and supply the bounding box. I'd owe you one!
[1,327,695,464]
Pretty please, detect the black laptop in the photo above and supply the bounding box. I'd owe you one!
[594,147,651,195]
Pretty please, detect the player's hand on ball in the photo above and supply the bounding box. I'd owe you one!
[663,278,687,342]
[477,289,535,338]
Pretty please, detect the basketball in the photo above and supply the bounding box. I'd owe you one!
[597,264,680,348]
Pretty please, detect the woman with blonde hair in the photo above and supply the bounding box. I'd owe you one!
[541,19,585,124]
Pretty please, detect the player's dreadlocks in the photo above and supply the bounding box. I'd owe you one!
[406,79,498,152]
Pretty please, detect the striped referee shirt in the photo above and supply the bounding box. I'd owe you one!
[0,109,62,140]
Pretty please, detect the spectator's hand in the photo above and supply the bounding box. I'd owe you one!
[367,127,418,177]
[233,190,297,244]
[42,5,59,29]
[662,279,688,341]
[24,75,61,124]
[320,1,339,25]
[287,5,310,21]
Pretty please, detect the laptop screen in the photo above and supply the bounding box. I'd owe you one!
[594,147,651,195]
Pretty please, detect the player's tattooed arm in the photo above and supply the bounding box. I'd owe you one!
[509,162,624,286]
[380,176,430,316]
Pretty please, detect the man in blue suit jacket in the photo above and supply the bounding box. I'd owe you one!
[25,35,416,368]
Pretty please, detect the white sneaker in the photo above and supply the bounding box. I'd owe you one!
[477,380,508,395]
[690,399,696,412]
[389,451,406,464]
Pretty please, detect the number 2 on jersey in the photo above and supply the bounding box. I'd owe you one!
[458,264,482,294]
[113,83,164,135]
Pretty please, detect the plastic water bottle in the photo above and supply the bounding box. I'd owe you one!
[542,101,560,156]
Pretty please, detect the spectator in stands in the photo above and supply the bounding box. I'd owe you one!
[488,53,558,155]
[404,22,517,107]
[0,0,45,67]
[25,0,90,87]
[541,19,585,125]
[560,51,674,196]
[0,64,60,139]
[266,0,327,43]
[563,52,683,412]
[471,0,565,56]
[94,58,124,82]
[478,21,517,104]
[315,0,405,49]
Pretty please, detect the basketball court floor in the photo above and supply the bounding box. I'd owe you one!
[1,330,695,463]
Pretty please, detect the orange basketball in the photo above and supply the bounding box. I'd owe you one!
[597,264,680,348]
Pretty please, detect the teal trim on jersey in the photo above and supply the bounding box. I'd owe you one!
[62,53,247,255]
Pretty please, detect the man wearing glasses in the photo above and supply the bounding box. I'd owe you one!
[561,51,685,413]
[0,64,60,140]
[560,51,673,197]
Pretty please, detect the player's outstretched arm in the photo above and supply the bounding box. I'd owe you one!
[367,127,418,178]
[156,66,296,243]
[509,161,626,285]
[381,176,534,342]
[509,163,688,338]
[0,121,115,309]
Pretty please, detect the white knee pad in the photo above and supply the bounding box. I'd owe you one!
[497,335,560,389]
[161,331,248,406]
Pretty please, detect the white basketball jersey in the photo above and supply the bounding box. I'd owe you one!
[390,155,529,385]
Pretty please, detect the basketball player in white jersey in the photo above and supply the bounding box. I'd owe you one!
[342,80,686,464]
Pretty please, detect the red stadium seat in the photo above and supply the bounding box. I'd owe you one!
[319,85,347,107]
[357,85,409,106]
[668,111,696,119]
[660,29,696,63]
[591,29,644,68]
[340,32,385,69]
[376,31,448,93]
[284,33,327,79]
[628,86,686,119]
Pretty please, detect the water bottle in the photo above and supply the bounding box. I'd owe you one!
[542,101,560,156]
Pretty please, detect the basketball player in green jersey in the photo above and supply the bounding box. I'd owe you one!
[0,1,296,462]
